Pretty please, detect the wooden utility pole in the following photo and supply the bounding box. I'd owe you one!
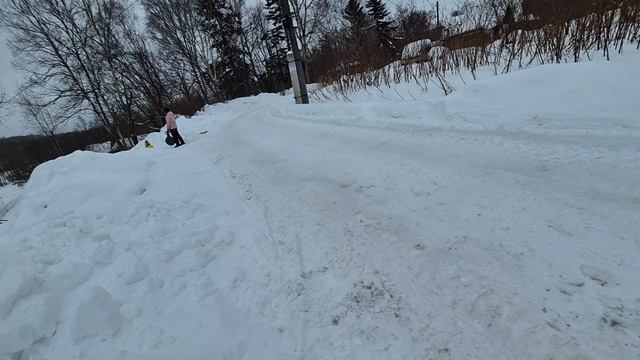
[279,0,309,104]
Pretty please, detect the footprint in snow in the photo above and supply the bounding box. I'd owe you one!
[579,264,616,287]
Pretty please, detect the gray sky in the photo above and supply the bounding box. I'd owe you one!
[0,28,30,137]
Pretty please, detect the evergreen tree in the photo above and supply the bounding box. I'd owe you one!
[265,0,286,39]
[343,0,372,64]
[365,0,397,56]
[263,0,290,92]
[197,0,256,100]
[344,0,368,29]
[397,8,433,44]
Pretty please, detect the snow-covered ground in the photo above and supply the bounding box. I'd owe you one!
[1,52,639,359]
[0,183,21,218]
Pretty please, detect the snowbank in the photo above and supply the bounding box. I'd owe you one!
[309,54,640,140]
[0,115,298,359]
[445,60,640,136]
[0,184,22,219]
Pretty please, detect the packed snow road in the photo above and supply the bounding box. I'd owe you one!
[203,87,640,359]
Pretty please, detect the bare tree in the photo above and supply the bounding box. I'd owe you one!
[396,3,436,46]
[2,0,174,150]
[19,93,65,155]
[448,0,498,33]
[289,0,340,78]
[143,0,219,102]
[0,88,7,112]
[3,0,137,149]
[244,2,272,76]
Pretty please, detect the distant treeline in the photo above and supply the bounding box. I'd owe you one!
[0,96,204,185]
[0,125,143,185]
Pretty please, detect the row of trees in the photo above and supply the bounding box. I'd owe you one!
[314,0,640,101]
[3,0,168,151]
[310,0,438,80]
[3,0,637,183]
[4,0,638,146]
[1,0,437,152]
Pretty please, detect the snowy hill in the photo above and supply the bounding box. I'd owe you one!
[1,53,639,359]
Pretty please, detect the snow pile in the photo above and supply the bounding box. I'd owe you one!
[445,60,640,136]
[84,141,115,153]
[308,58,640,144]
[0,117,298,359]
[1,52,639,359]
[401,39,432,61]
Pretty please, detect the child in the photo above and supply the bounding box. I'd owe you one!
[165,107,185,147]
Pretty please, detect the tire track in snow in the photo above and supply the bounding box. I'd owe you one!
[214,106,448,354]
[292,220,309,359]
[203,98,640,358]
[204,108,312,358]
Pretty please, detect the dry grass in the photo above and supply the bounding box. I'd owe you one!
[314,0,640,102]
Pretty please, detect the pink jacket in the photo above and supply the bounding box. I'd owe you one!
[165,111,177,130]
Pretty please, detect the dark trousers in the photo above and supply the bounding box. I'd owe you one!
[169,128,185,146]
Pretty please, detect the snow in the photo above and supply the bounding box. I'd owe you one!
[1,50,640,359]
[445,60,640,135]
[0,293,58,354]
[0,183,22,218]
[401,39,432,61]
[85,141,114,153]
[71,286,123,340]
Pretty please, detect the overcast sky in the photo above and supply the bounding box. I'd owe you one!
[0,28,31,138]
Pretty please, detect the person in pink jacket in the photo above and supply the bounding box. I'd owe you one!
[164,107,185,147]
